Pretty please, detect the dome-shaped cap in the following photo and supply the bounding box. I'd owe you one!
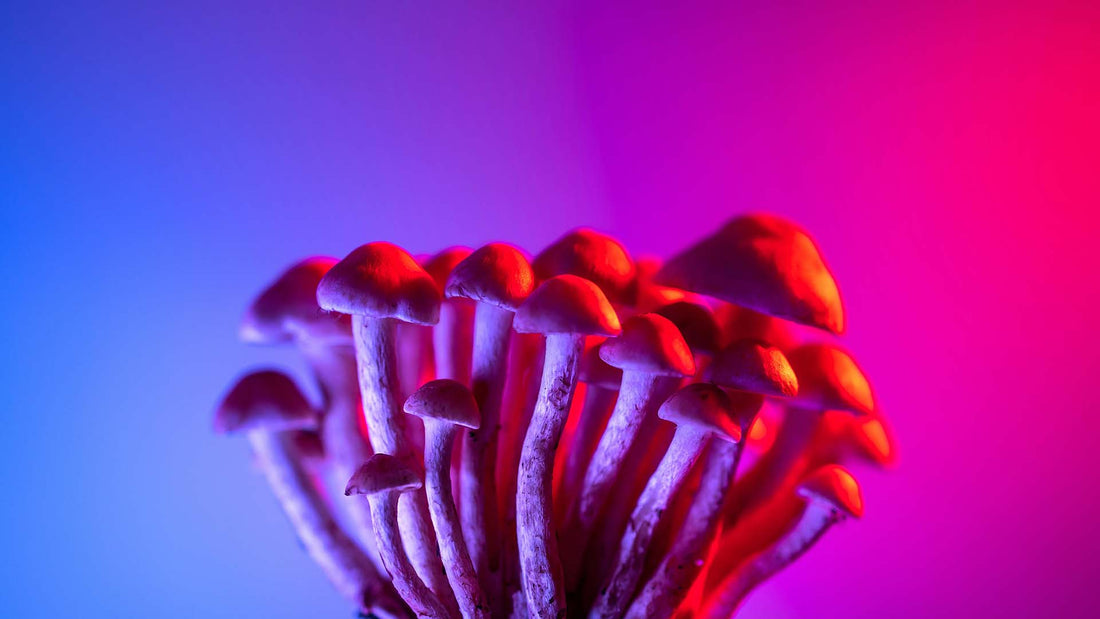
[317,242,441,325]
[708,339,798,398]
[240,257,352,344]
[214,370,319,434]
[654,301,722,354]
[423,246,473,293]
[533,228,636,303]
[656,214,844,334]
[404,379,481,429]
[716,304,798,351]
[578,338,623,389]
[514,275,622,336]
[797,464,864,518]
[445,243,536,310]
[787,343,874,415]
[344,454,422,496]
[849,414,898,468]
[657,383,761,443]
[599,313,695,377]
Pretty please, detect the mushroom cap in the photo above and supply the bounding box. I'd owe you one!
[344,454,423,496]
[240,257,352,344]
[797,464,864,518]
[715,303,798,351]
[656,214,845,334]
[654,301,722,354]
[578,338,623,389]
[708,339,799,398]
[657,383,761,443]
[513,275,622,337]
[404,379,481,429]
[787,343,875,415]
[599,313,695,377]
[423,246,473,293]
[213,370,319,434]
[533,228,636,303]
[317,242,442,325]
[849,414,898,468]
[445,243,536,310]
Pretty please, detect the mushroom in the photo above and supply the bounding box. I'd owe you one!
[560,313,694,592]
[404,380,490,619]
[698,465,864,619]
[425,247,475,384]
[625,340,797,618]
[653,300,723,377]
[240,257,382,565]
[347,455,454,619]
[444,243,535,608]
[215,370,406,618]
[317,242,456,612]
[655,213,845,334]
[512,274,621,618]
[589,383,758,619]
[532,228,636,305]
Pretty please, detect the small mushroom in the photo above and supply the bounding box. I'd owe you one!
[426,247,476,384]
[560,313,694,592]
[215,370,406,618]
[655,213,845,334]
[347,455,454,619]
[589,384,758,619]
[512,274,621,619]
[318,242,456,613]
[405,380,490,619]
[532,228,636,305]
[653,300,723,376]
[445,243,535,609]
[698,465,864,619]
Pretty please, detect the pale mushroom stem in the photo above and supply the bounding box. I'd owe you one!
[722,409,816,526]
[625,437,746,618]
[423,420,491,619]
[558,385,616,523]
[434,301,475,384]
[588,428,709,619]
[517,332,584,619]
[460,304,514,609]
[247,431,407,618]
[352,315,458,614]
[299,342,383,571]
[699,502,843,619]
[561,373,676,591]
[366,490,455,619]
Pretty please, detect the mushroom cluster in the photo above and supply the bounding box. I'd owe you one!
[214,215,897,619]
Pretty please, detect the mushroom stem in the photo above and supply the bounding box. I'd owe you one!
[434,300,475,383]
[517,332,585,619]
[625,437,746,618]
[698,501,843,619]
[561,373,677,591]
[558,384,617,522]
[352,315,457,614]
[423,419,491,619]
[588,428,710,619]
[247,431,407,618]
[460,304,514,606]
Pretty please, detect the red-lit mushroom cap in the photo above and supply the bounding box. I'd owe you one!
[423,246,473,294]
[579,338,623,389]
[214,370,319,434]
[599,313,695,377]
[317,242,441,325]
[657,383,759,443]
[715,303,798,351]
[654,301,722,355]
[445,243,536,311]
[656,214,844,334]
[787,343,875,415]
[533,228,636,303]
[403,379,481,430]
[344,454,423,497]
[850,414,898,468]
[513,275,622,337]
[708,339,799,398]
[240,257,351,344]
[796,464,865,518]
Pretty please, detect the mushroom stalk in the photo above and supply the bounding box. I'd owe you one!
[516,332,584,619]
[352,315,457,613]
[434,300,475,383]
[558,384,617,519]
[247,431,406,618]
[699,501,843,619]
[423,419,491,619]
[588,427,710,619]
[625,437,745,618]
[460,304,514,604]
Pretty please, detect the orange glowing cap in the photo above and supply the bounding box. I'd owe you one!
[214,370,319,434]
[403,379,481,429]
[423,246,473,293]
[445,243,536,311]
[533,228,636,304]
[599,313,695,377]
[514,275,622,337]
[797,464,865,519]
[317,242,441,325]
[786,343,875,415]
[708,339,799,398]
[345,454,422,497]
[658,383,759,443]
[654,300,723,355]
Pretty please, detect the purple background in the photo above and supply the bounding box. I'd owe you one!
[2,2,1097,617]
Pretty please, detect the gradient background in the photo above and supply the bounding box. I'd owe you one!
[2,2,1097,617]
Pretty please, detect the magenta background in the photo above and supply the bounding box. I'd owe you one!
[1,2,1097,617]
